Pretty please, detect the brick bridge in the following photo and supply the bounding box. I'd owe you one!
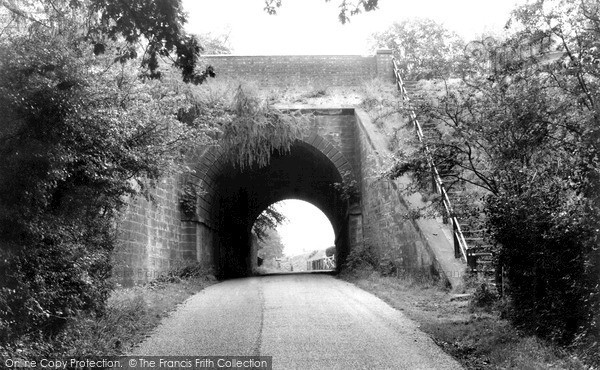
[113,50,455,285]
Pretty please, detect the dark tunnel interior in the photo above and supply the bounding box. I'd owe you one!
[209,141,350,278]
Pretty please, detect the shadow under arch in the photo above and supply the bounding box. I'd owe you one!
[189,134,360,279]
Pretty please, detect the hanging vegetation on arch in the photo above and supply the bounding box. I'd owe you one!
[219,84,310,170]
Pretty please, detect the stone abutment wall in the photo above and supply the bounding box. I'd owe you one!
[354,111,443,278]
[113,108,446,285]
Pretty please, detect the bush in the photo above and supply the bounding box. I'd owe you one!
[487,187,600,344]
[0,26,203,344]
[150,261,215,287]
[470,283,498,311]
[343,243,379,272]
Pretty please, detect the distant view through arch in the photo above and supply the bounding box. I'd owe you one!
[254,199,336,274]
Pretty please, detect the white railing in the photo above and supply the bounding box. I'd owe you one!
[307,255,336,270]
[392,57,469,262]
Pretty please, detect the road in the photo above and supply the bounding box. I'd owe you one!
[132,273,462,369]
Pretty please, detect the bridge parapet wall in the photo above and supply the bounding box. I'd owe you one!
[203,50,394,87]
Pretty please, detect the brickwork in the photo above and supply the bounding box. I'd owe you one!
[308,109,359,176]
[113,106,447,285]
[203,50,393,87]
[111,51,445,284]
[375,49,395,84]
[113,111,361,285]
[113,105,447,285]
[112,175,183,286]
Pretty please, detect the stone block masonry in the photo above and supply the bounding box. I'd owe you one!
[110,50,452,286]
[112,106,447,286]
[112,174,188,286]
[203,50,394,87]
[354,110,443,281]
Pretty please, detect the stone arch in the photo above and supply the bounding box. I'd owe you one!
[188,134,356,227]
[183,133,360,279]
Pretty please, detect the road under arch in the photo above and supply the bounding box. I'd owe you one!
[114,108,452,288]
[204,141,354,278]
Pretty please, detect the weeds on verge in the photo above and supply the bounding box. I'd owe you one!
[0,262,216,359]
[341,264,591,369]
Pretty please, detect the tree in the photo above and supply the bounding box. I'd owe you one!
[263,0,378,24]
[1,0,214,83]
[256,228,285,261]
[0,0,211,345]
[253,206,288,242]
[389,0,600,349]
[0,0,307,351]
[370,18,465,79]
[196,32,232,55]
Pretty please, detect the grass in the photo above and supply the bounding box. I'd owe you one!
[341,268,592,370]
[195,77,372,107]
[2,273,217,358]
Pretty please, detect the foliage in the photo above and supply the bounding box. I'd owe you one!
[179,182,205,218]
[470,283,498,311]
[1,0,214,83]
[252,204,288,242]
[343,243,378,272]
[332,171,359,203]
[370,18,465,79]
[184,80,307,238]
[186,81,309,170]
[263,0,378,24]
[325,246,336,257]
[256,228,285,261]
[0,268,215,359]
[219,84,309,170]
[150,260,215,286]
[393,0,600,348]
[0,2,211,344]
[487,183,599,343]
[195,32,233,55]
[348,271,591,369]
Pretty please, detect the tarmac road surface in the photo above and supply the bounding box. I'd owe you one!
[132,273,462,369]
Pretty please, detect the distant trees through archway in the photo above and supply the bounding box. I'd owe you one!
[253,199,336,274]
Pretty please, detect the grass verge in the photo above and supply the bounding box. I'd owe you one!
[2,271,217,358]
[340,268,591,370]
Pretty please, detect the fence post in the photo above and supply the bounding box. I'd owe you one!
[431,166,437,194]
[453,219,461,258]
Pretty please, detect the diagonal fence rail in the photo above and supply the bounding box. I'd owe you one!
[307,255,336,271]
[391,57,470,263]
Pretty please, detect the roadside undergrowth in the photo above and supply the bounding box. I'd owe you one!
[1,265,217,359]
[341,269,591,370]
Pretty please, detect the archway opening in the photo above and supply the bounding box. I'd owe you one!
[205,140,354,279]
[252,199,336,274]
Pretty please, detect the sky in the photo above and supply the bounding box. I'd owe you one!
[181,0,527,256]
[182,0,526,55]
[271,200,335,257]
